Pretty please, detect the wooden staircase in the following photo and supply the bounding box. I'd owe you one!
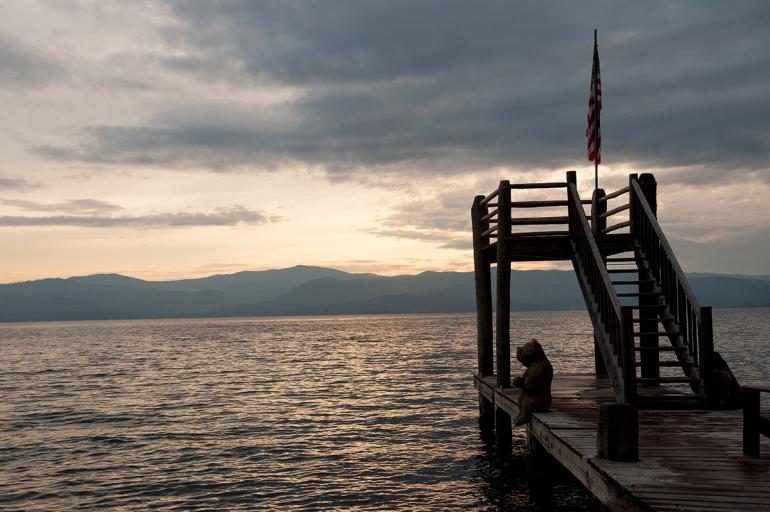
[569,172,716,408]
[471,171,721,410]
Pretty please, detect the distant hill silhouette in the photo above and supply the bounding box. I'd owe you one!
[0,265,769,322]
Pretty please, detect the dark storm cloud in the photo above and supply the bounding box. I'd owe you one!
[36,1,770,180]
[0,33,62,87]
[0,206,278,229]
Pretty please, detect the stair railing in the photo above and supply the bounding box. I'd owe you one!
[567,173,636,405]
[629,177,715,400]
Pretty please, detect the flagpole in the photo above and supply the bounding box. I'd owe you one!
[594,29,599,192]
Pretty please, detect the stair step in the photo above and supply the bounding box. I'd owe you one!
[638,394,699,400]
[630,304,667,309]
[634,330,680,336]
[632,317,674,323]
[635,360,694,367]
[638,377,700,384]
[617,291,660,297]
[612,279,656,285]
[635,346,688,351]
[608,268,640,273]
[606,257,638,262]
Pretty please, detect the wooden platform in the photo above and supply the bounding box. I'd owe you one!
[475,374,770,511]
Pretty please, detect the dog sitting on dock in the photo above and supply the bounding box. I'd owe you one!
[512,338,553,426]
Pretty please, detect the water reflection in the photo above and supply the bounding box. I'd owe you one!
[0,309,767,510]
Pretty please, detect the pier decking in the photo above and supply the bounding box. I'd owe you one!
[475,374,770,511]
[470,171,770,510]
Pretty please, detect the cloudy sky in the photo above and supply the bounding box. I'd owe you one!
[1,1,769,282]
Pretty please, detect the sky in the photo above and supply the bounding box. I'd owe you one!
[1,1,770,283]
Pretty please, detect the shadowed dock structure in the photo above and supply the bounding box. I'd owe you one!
[471,171,770,511]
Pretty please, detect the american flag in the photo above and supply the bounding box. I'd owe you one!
[587,32,601,164]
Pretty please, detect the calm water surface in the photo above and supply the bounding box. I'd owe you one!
[1,310,768,510]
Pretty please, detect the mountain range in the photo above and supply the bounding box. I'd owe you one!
[1,265,769,322]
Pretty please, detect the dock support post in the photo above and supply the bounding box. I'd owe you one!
[637,173,659,384]
[478,395,495,441]
[495,406,512,453]
[700,306,716,405]
[494,181,512,453]
[472,195,494,377]
[472,195,495,438]
[591,187,608,377]
[743,387,761,457]
[495,181,512,389]
[527,429,553,506]
[597,403,639,462]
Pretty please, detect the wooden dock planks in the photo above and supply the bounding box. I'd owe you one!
[474,374,770,511]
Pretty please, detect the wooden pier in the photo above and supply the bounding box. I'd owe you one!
[471,171,770,510]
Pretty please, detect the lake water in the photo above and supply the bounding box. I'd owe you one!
[1,310,769,510]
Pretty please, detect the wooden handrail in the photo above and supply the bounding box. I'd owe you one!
[509,182,567,189]
[511,200,568,208]
[567,181,633,405]
[480,225,498,238]
[510,216,569,225]
[511,230,569,237]
[568,185,623,321]
[598,186,630,202]
[599,203,630,219]
[480,188,498,206]
[630,180,701,314]
[480,208,498,222]
[630,176,714,403]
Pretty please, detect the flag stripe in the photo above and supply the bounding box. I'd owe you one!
[587,38,601,164]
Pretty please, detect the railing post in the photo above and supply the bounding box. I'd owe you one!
[700,306,716,405]
[621,306,637,405]
[472,196,493,377]
[495,181,512,389]
[495,184,514,453]
[743,387,761,456]
[597,402,639,462]
[591,188,606,235]
[628,173,639,237]
[639,173,657,216]
[591,187,608,377]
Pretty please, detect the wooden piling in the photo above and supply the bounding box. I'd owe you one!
[472,195,496,437]
[637,174,659,384]
[743,386,761,457]
[700,306,716,404]
[478,394,495,441]
[597,402,639,462]
[495,406,512,453]
[527,429,553,505]
[471,195,493,377]
[591,187,609,377]
[495,181,512,389]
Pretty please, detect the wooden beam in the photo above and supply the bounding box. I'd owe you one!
[471,196,493,377]
[495,181,512,388]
